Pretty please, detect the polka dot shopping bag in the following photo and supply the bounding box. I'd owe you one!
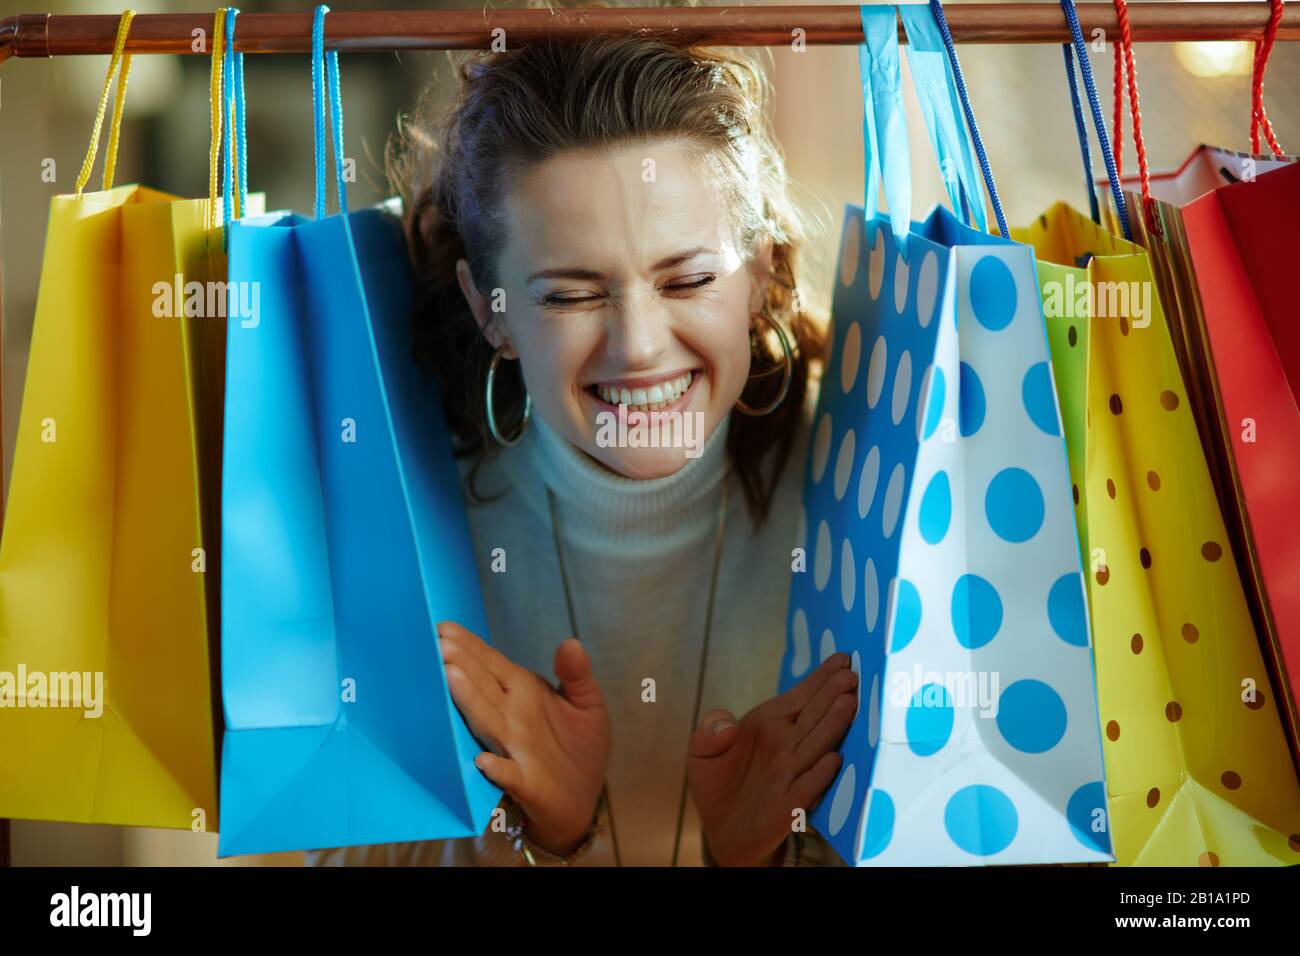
[779,5,1111,866]
[1006,18,1300,867]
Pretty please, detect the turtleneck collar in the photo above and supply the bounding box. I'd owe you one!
[504,408,733,553]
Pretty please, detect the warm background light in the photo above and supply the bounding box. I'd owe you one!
[1174,41,1257,78]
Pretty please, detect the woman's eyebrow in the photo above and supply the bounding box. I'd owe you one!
[525,246,719,284]
[648,246,719,271]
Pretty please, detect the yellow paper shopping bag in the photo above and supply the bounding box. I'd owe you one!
[0,11,256,830]
[1014,201,1300,866]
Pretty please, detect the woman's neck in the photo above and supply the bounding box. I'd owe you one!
[522,411,732,553]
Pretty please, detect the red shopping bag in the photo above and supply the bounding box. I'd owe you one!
[1179,160,1300,771]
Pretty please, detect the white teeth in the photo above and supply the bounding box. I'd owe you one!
[595,371,695,411]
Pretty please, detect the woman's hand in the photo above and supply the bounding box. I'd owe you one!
[686,652,857,866]
[437,620,611,857]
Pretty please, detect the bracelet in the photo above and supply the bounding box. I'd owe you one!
[502,794,601,866]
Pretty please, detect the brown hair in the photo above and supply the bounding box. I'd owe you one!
[388,18,826,530]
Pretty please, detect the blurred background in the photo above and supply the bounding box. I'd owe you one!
[1,0,1297,865]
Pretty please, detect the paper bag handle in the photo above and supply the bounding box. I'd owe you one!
[1058,0,1132,241]
[74,10,135,197]
[858,4,999,255]
[858,5,911,255]
[312,5,348,220]
[222,7,249,230]
[925,0,1009,238]
[898,3,988,235]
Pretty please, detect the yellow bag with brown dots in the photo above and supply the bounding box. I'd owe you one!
[1014,199,1300,866]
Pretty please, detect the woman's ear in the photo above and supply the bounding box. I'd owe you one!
[456,257,515,357]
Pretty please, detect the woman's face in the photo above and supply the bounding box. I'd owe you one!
[456,139,770,480]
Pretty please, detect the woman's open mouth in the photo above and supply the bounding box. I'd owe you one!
[586,369,701,415]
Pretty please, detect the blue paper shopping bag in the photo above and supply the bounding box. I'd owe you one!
[217,13,499,855]
[780,4,1111,866]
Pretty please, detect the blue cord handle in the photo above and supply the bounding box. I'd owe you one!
[312,5,348,220]
[312,6,327,219]
[1059,0,1131,241]
[235,23,247,212]
[308,6,321,218]
[926,0,1008,238]
[1062,44,1101,224]
[222,7,247,246]
[327,41,347,216]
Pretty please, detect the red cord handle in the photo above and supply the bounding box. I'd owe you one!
[1251,0,1285,156]
[1110,0,1158,234]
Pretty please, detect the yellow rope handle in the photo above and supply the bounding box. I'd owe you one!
[207,9,228,232]
[101,29,136,190]
[74,10,136,197]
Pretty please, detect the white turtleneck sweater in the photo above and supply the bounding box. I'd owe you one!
[306,373,842,867]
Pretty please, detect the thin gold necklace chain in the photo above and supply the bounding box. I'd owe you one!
[546,472,730,867]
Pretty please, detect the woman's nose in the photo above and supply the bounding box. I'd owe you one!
[605,294,672,369]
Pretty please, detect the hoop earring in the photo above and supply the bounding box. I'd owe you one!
[486,345,532,447]
[735,309,793,417]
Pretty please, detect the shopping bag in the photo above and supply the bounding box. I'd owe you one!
[1099,150,1295,571]
[0,12,254,830]
[1100,147,1300,779]
[217,26,499,856]
[1009,17,1300,865]
[1116,144,1294,206]
[1106,145,1295,409]
[1176,161,1300,774]
[780,5,1110,867]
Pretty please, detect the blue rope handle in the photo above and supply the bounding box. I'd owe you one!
[327,45,348,216]
[927,0,1007,238]
[235,24,247,211]
[222,8,233,235]
[312,5,328,219]
[222,7,247,246]
[312,5,348,219]
[1059,0,1131,241]
[1062,44,1100,224]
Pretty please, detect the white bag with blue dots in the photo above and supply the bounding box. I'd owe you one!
[780,5,1112,866]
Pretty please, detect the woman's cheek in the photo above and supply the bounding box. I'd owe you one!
[693,311,753,409]
[519,328,596,420]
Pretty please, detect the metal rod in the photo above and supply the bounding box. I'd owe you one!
[2,4,1297,64]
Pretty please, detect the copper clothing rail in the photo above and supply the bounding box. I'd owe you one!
[1,3,1298,64]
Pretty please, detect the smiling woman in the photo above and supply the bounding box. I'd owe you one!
[461,137,759,481]
[395,31,826,505]
[304,27,853,868]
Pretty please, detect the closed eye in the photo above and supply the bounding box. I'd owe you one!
[665,275,716,292]
[542,275,716,307]
[543,292,601,305]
